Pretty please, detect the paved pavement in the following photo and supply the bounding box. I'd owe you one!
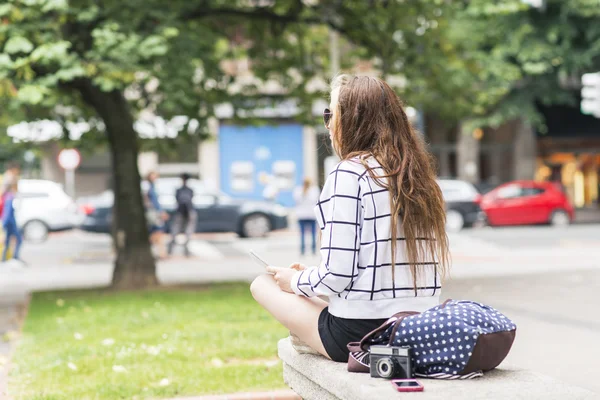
[5,224,600,290]
[1,224,599,396]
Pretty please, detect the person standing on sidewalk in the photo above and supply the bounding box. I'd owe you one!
[293,178,320,256]
[1,182,23,264]
[168,173,196,257]
[145,171,168,259]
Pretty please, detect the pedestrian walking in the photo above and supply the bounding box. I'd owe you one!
[168,173,196,256]
[293,178,320,256]
[1,181,24,265]
[144,171,168,259]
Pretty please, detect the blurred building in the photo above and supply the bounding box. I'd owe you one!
[535,103,600,208]
[427,102,600,207]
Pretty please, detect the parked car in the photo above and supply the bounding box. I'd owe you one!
[14,179,80,242]
[480,180,574,227]
[437,179,486,232]
[78,178,289,238]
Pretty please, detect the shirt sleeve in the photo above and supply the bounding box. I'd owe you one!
[292,165,363,297]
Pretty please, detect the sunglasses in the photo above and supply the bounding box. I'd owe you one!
[323,108,333,129]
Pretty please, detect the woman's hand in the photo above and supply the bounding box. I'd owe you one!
[289,263,307,271]
[266,266,297,293]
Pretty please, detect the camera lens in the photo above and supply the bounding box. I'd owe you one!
[376,357,396,379]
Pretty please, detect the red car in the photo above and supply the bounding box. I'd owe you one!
[480,180,574,227]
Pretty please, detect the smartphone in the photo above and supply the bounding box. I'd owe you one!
[249,250,274,274]
[391,379,424,392]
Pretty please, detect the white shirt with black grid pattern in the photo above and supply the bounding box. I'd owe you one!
[291,157,441,319]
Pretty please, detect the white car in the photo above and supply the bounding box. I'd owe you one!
[13,179,81,242]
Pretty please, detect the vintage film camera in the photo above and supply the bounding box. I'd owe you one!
[369,345,413,379]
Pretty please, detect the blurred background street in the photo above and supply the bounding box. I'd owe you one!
[2,0,600,398]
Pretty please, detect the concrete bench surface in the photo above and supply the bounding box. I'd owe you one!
[278,338,596,400]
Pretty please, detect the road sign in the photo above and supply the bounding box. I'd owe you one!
[57,149,81,171]
[581,72,600,118]
[57,149,81,198]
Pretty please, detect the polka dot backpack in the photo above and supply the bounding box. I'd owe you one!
[347,300,517,379]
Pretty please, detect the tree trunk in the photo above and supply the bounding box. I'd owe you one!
[76,79,158,289]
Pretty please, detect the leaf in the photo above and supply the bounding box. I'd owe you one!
[42,0,68,12]
[17,85,46,104]
[0,4,12,16]
[138,36,169,58]
[93,76,119,92]
[55,64,86,81]
[29,41,71,63]
[77,6,99,22]
[163,27,179,38]
[0,54,13,70]
[4,36,34,54]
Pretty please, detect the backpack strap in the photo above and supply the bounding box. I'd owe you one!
[357,311,420,351]
[347,311,420,373]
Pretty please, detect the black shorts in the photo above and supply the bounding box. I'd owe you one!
[318,307,388,362]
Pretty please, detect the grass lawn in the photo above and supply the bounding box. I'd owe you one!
[9,283,289,400]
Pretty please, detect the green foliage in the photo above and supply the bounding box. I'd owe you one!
[9,283,288,399]
[1,0,600,149]
[446,0,600,127]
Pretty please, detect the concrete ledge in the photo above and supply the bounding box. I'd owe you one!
[278,338,596,400]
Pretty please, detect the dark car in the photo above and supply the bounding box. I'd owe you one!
[437,179,486,232]
[78,178,288,238]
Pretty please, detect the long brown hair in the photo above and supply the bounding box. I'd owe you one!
[330,74,449,287]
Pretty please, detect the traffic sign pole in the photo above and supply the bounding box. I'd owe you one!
[65,169,75,198]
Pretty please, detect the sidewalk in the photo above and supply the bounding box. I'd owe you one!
[4,225,600,293]
[575,207,600,224]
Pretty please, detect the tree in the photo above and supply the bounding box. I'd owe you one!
[424,0,600,129]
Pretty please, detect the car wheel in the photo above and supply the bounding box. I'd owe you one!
[23,220,50,243]
[549,209,570,227]
[240,214,271,238]
[446,210,465,232]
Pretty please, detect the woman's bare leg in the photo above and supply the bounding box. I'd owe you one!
[250,274,330,359]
